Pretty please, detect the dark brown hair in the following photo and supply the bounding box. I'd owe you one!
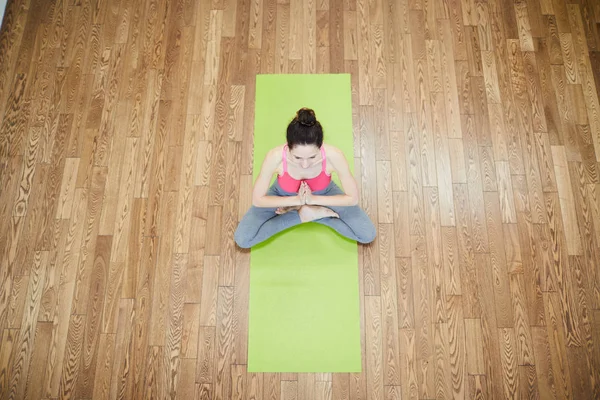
[286,108,323,149]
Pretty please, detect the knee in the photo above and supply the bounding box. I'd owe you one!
[358,221,377,244]
[234,225,252,249]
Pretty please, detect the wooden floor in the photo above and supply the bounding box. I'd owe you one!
[1,0,600,399]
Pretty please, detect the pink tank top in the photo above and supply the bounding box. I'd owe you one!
[277,144,332,193]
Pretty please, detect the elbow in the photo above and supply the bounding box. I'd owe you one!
[349,194,359,206]
[252,196,264,208]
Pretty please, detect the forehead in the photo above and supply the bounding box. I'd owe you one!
[290,144,319,157]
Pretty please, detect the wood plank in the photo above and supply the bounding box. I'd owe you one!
[131,235,158,399]
[465,26,483,76]
[109,299,135,399]
[389,130,407,191]
[483,192,514,328]
[396,257,414,329]
[376,161,393,223]
[438,19,462,139]
[446,295,466,399]
[58,314,86,399]
[519,365,540,400]
[214,286,234,400]
[23,322,52,400]
[264,373,281,400]
[378,224,400,386]
[468,374,489,400]
[75,235,112,398]
[410,234,434,398]
[205,10,224,85]
[452,183,482,318]
[297,373,315,400]
[499,328,519,400]
[197,326,216,384]
[462,115,489,251]
[479,146,497,191]
[513,185,546,327]
[231,364,247,400]
[425,40,443,93]
[273,3,290,73]
[475,253,504,399]
[374,89,390,161]
[365,296,383,400]
[509,273,535,367]
[176,358,197,399]
[399,329,419,400]
[531,326,560,400]
[381,0,399,64]
[515,2,534,51]
[199,256,220,327]
[449,139,467,184]
[247,372,265,399]
[560,33,581,84]
[434,321,452,399]
[232,249,250,365]
[400,35,416,114]
[430,92,455,226]
[414,58,437,187]
[91,333,116,400]
[464,319,485,374]
[495,161,517,223]
[406,113,425,236]
[481,51,501,104]
[371,24,386,88]
[182,303,200,358]
[423,186,446,323]
[357,0,373,104]
[7,251,47,400]
[551,146,583,254]
[542,291,573,399]
[249,0,264,49]
[282,380,298,400]
[454,60,473,115]
[343,10,358,61]
[162,254,187,397]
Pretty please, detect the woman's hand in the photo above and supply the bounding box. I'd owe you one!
[299,181,313,205]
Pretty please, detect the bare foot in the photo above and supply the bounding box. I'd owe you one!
[275,205,301,215]
[298,205,340,222]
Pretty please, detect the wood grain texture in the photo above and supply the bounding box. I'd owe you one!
[365,295,383,400]
[377,224,400,386]
[0,0,598,399]
[551,145,583,255]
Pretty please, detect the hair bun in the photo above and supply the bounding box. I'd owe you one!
[297,108,316,127]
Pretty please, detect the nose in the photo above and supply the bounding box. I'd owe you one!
[302,161,309,168]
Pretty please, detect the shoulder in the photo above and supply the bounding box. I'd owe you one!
[267,144,285,158]
[261,145,284,169]
[265,144,285,161]
[323,143,347,166]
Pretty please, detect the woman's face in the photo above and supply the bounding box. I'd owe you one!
[289,144,320,169]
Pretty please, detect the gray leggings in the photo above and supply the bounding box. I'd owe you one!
[234,181,377,248]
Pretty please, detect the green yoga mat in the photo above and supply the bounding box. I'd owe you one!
[248,74,362,373]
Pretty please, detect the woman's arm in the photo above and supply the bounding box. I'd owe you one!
[308,147,359,207]
[251,148,303,208]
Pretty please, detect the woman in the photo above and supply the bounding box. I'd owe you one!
[234,108,377,248]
